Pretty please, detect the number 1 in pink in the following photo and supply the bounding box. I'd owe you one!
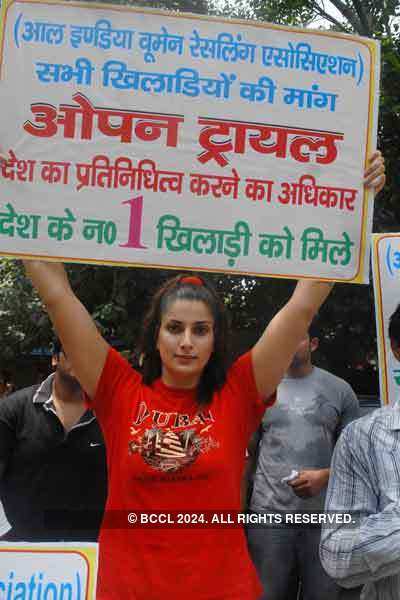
[119,196,147,249]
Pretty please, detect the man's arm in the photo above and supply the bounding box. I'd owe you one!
[289,468,330,498]
[320,423,400,588]
[0,394,20,537]
[0,395,18,483]
[338,383,360,435]
[241,429,262,509]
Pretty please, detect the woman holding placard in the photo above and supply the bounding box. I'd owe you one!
[22,153,384,599]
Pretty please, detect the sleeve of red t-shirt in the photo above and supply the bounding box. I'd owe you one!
[227,350,276,440]
[92,347,141,436]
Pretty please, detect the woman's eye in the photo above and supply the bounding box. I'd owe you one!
[193,325,209,336]
[166,323,181,333]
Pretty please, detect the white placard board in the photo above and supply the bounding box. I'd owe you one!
[0,1,380,282]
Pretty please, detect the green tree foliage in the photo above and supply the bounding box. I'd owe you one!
[213,0,400,36]
[378,34,400,229]
[82,0,209,14]
[129,0,208,13]
[0,259,52,360]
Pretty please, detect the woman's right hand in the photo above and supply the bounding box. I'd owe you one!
[23,260,71,306]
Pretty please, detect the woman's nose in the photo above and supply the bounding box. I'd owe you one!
[180,328,193,347]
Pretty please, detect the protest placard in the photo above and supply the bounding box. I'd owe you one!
[0,1,380,281]
[0,542,98,599]
[372,233,400,405]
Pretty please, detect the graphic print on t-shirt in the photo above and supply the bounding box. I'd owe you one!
[128,401,219,473]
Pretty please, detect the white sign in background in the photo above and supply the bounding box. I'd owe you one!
[372,234,400,405]
[0,2,379,281]
[0,543,98,599]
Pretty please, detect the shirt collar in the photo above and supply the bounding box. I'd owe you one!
[32,373,95,426]
[32,373,55,404]
[387,405,400,430]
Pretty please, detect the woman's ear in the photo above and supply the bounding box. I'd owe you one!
[310,337,319,353]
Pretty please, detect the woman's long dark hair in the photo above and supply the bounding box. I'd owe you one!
[139,275,229,407]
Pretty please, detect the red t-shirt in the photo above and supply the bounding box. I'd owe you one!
[93,348,273,600]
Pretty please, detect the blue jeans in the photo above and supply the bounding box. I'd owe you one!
[247,523,341,600]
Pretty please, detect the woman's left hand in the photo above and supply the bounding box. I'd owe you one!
[364,150,385,194]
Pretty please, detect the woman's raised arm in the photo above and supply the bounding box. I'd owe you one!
[23,260,109,397]
[252,150,386,398]
[252,280,333,398]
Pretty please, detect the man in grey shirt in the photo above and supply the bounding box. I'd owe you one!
[247,321,360,600]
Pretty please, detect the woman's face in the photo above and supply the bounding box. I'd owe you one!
[157,299,215,389]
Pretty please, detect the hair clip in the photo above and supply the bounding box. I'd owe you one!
[179,275,204,286]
